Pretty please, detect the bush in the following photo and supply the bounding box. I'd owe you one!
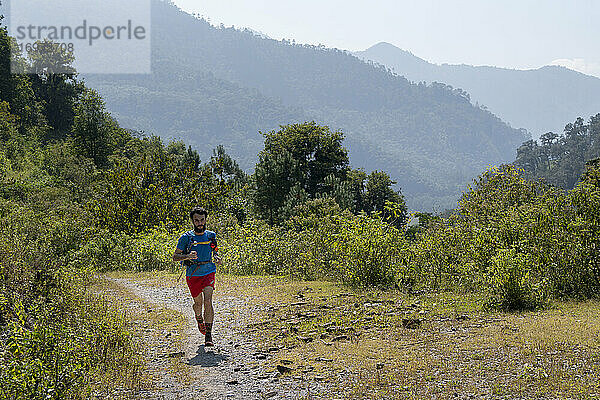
[329,212,404,287]
[68,227,179,272]
[0,283,141,400]
[484,249,548,311]
[220,198,405,287]
[220,218,292,276]
[405,164,600,309]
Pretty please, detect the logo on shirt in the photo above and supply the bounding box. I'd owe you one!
[191,241,211,246]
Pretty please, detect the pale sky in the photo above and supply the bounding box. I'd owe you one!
[174,0,600,77]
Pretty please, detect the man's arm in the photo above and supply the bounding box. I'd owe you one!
[173,248,197,262]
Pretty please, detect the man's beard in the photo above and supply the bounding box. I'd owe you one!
[194,224,206,234]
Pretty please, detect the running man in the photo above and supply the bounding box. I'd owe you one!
[173,206,223,347]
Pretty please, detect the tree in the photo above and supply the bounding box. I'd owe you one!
[27,39,84,139]
[0,101,27,162]
[210,144,247,185]
[261,122,349,197]
[347,168,367,212]
[0,101,17,141]
[318,173,353,210]
[515,140,540,175]
[363,171,407,227]
[514,114,600,190]
[0,27,44,132]
[582,158,600,188]
[72,89,117,167]
[253,122,350,223]
[93,139,226,233]
[345,168,407,220]
[253,150,299,224]
[280,183,310,220]
[167,141,201,172]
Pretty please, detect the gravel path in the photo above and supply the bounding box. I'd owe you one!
[106,277,325,400]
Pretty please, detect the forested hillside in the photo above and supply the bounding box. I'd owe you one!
[356,42,600,140]
[83,0,528,210]
[514,114,600,189]
[85,67,308,170]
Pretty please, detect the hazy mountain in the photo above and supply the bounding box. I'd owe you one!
[82,1,528,211]
[86,67,308,169]
[355,42,600,139]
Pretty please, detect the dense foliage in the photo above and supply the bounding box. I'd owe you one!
[253,122,407,225]
[223,162,600,311]
[0,26,176,398]
[221,198,405,287]
[404,163,600,308]
[0,203,141,399]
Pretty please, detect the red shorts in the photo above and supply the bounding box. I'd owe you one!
[186,272,216,298]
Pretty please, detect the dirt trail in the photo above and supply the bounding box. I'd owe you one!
[106,277,324,400]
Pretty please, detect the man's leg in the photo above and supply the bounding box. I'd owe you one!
[193,293,203,318]
[192,293,206,334]
[203,286,214,345]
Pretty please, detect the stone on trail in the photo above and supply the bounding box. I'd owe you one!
[277,364,293,374]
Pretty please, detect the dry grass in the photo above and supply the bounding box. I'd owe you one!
[99,272,600,399]
[225,277,600,399]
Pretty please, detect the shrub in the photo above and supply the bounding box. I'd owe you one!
[68,227,179,272]
[329,212,404,287]
[405,163,600,308]
[484,249,548,311]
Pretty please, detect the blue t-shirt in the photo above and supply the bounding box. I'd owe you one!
[176,230,217,277]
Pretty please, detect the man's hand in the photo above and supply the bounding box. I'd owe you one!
[173,250,197,262]
[215,255,223,266]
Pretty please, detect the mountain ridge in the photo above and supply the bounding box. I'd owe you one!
[355,42,600,138]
